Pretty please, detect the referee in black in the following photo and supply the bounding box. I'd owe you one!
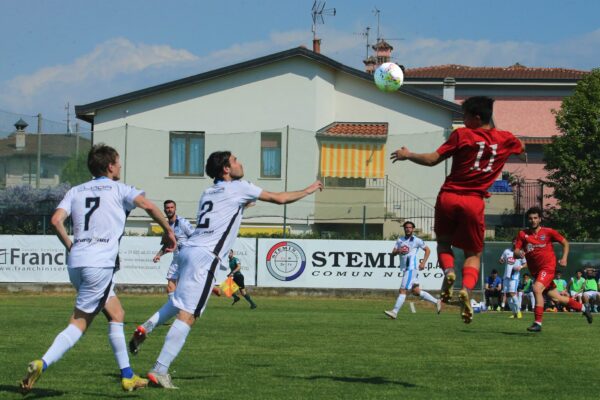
[228,249,257,309]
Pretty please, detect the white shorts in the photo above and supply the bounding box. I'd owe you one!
[400,269,419,290]
[172,247,219,317]
[166,261,180,281]
[571,290,582,297]
[68,267,116,314]
[584,291,599,300]
[503,278,518,293]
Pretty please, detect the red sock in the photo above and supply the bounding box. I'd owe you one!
[567,298,582,311]
[462,266,479,290]
[534,306,544,324]
[438,251,455,270]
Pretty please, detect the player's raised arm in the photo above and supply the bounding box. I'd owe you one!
[133,194,176,252]
[258,180,323,205]
[390,146,444,166]
[51,208,73,251]
[558,238,569,268]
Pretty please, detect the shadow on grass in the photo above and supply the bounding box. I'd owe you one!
[80,392,142,399]
[282,375,417,387]
[0,384,64,398]
[498,331,534,336]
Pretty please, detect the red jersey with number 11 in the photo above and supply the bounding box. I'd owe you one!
[436,127,523,196]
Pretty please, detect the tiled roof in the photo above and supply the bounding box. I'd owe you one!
[0,134,91,157]
[405,64,588,80]
[519,136,553,145]
[317,122,388,139]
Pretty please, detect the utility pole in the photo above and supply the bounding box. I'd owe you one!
[36,113,42,188]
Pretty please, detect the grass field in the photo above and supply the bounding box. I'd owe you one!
[1,292,598,400]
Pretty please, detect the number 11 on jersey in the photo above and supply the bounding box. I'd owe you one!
[471,142,498,172]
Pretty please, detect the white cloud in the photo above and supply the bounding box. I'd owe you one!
[0,38,198,110]
[1,29,598,121]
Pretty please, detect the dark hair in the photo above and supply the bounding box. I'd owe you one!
[526,206,543,218]
[491,269,498,274]
[164,200,176,207]
[403,221,415,228]
[206,151,232,181]
[523,273,530,277]
[462,96,494,124]
[88,144,119,178]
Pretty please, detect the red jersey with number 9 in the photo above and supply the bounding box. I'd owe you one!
[436,127,523,196]
[514,227,565,274]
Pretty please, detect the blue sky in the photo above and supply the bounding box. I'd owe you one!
[1,0,599,123]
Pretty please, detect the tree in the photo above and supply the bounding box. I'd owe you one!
[61,152,91,185]
[0,184,70,234]
[544,68,600,240]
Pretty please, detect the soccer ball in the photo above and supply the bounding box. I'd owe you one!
[374,62,404,92]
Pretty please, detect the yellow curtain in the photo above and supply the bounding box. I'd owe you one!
[320,142,385,178]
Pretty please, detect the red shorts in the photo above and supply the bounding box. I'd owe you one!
[531,268,556,290]
[434,191,485,253]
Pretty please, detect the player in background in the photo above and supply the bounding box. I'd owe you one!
[520,273,534,312]
[514,207,592,332]
[384,221,441,319]
[499,240,526,319]
[129,200,199,355]
[581,267,600,314]
[20,144,176,393]
[228,249,257,309]
[568,269,585,306]
[390,96,525,323]
[146,151,323,389]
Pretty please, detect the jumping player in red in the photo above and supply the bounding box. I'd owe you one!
[391,96,525,323]
[514,207,592,332]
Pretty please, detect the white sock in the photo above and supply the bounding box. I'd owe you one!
[143,295,179,334]
[108,322,130,370]
[517,293,523,310]
[419,290,438,304]
[154,319,191,374]
[42,324,83,367]
[507,296,515,313]
[392,294,406,313]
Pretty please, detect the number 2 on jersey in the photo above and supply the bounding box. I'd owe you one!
[197,201,213,228]
[84,197,100,231]
[471,142,498,172]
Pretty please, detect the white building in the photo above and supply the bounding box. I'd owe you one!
[76,47,461,237]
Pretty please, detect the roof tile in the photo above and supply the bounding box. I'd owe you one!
[405,64,588,80]
[317,122,388,138]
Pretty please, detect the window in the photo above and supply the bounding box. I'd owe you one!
[261,132,281,178]
[169,131,205,176]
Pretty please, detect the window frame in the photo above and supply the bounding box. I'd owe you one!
[169,131,205,177]
[260,131,282,178]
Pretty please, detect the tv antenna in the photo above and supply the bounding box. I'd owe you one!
[372,7,403,44]
[311,1,336,41]
[354,26,372,59]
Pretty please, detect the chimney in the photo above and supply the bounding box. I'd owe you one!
[14,118,28,150]
[443,77,456,102]
[312,38,321,54]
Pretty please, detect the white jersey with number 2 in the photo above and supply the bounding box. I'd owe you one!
[186,180,262,262]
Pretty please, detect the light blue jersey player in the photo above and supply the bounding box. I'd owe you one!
[499,240,526,319]
[384,221,441,319]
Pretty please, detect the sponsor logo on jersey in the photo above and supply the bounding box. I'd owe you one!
[266,241,306,281]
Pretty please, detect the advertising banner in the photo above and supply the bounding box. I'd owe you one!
[257,239,444,290]
[0,235,257,286]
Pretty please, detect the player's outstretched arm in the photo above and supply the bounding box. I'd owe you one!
[258,180,323,205]
[133,194,177,252]
[390,147,443,166]
[51,208,72,251]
